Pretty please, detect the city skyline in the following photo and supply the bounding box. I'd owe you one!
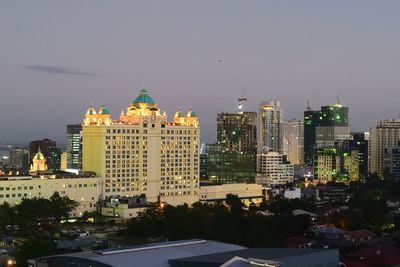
[2,1,400,144]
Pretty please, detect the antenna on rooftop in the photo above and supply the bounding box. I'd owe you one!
[238,95,247,113]
[336,95,342,107]
[306,100,311,111]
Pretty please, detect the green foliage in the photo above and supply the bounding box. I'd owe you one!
[267,196,315,216]
[340,172,399,232]
[125,197,311,247]
[16,238,56,267]
[0,192,77,229]
[0,202,15,227]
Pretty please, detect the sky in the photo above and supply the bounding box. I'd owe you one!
[1,1,400,145]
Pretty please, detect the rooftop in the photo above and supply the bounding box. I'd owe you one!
[36,239,246,267]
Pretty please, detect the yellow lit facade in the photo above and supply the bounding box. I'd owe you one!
[29,148,48,174]
[0,175,101,217]
[82,89,200,206]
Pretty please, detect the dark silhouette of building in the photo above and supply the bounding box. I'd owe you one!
[350,132,369,179]
[66,124,82,170]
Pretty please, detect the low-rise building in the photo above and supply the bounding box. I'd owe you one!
[100,196,148,219]
[29,239,340,267]
[0,173,101,217]
[199,183,264,206]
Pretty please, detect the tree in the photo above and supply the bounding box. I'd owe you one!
[16,239,56,267]
[0,202,15,228]
[225,194,243,215]
[49,192,77,221]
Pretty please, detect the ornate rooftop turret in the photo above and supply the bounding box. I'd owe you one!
[30,147,48,173]
[98,104,110,115]
[132,88,156,106]
[97,105,112,126]
[186,108,199,127]
[86,105,97,115]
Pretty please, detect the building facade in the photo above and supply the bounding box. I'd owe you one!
[258,100,284,153]
[256,149,294,186]
[9,147,29,171]
[349,132,369,179]
[66,124,82,170]
[385,147,400,181]
[217,112,257,154]
[304,100,350,166]
[313,145,359,184]
[199,183,264,206]
[205,143,256,183]
[283,120,304,165]
[369,119,400,177]
[0,174,101,217]
[82,89,200,206]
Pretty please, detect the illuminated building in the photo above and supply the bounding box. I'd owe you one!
[369,119,400,177]
[256,148,294,186]
[66,124,82,170]
[283,120,304,165]
[304,100,350,166]
[313,145,359,184]
[29,139,61,171]
[199,183,264,206]
[0,173,101,216]
[60,151,68,171]
[258,100,284,153]
[82,88,200,206]
[29,148,48,174]
[217,112,257,154]
[204,143,256,183]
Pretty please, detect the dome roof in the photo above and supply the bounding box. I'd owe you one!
[174,109,185,117]
[133,88,155,105]
[99,105,110,115]
[187,109,197,117]
[33,148,45,160]
[86,105,97,115]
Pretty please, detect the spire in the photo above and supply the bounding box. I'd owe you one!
[306,100,311,111]
[336,96,341,106]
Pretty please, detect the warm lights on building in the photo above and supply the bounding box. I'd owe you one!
[82,88,200,206]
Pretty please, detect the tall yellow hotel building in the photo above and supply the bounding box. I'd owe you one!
[82,89,200,206]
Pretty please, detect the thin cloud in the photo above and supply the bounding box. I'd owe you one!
[24,65,101,77]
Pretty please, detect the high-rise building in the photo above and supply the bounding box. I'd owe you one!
[258,100,284,153]
[313,144,359,184]
[283,120,304,165]
[66,124,82,170]
[304,100,350,166]
[369,119,400,177]
[385,146,400,181]
[82,89,200,206]
[29,139,61,171]
[349,132,369,179]
[315,102,350,146]
[204,143,256,183]
[9,147,29,171]
[304,109,320,166]
[256,148,294,186]
[217,112,257,154]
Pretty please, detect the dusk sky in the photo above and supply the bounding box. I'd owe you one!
[1,1,400,145]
